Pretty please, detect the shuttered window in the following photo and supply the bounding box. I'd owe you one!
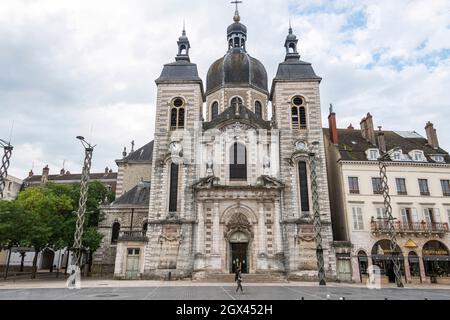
[352,207,364,230]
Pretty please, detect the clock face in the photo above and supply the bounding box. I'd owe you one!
[295,141,307,151]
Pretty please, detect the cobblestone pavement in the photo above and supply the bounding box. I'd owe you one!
[0,284,449,300]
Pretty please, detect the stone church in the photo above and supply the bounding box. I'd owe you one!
[94,7,337,281]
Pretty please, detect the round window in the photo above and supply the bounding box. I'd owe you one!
[293,97,303,106]
[173,98,184,108]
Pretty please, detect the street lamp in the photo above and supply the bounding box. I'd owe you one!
[378,147,404,288]
[309,141,326,286]
[0,139,13,198]
[72,136,95,269]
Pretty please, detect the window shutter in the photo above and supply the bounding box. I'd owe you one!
[434,208,441,223]
[424,209,432,224]
[169,163,179,212]
[401,209,408,224]
[352,208,358,230]
[411,208,419,222]
[357,208,364,230]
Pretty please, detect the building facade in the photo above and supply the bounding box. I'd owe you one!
[324,111,450,284]
[103,8,336,281]
[0,174,22,201]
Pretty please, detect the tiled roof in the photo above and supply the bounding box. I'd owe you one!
[112,182,150,206]
[324,128,450,164]
[120,141,154,162]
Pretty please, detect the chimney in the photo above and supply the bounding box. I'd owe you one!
[347,123,354,130]
[328,104,338,144]
[28,170,34,178]
[425,121,439,149]
[377,126,386,153]
[365,113,377,146]
[60,168,66,175]
[41,165,49,184]
[360,116,367,140]
[105,166,109,174]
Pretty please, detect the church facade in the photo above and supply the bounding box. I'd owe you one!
[96,8,337,281]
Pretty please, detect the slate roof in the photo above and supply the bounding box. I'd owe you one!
[112,181,150,206]
[203,103,272,131]
[206,51,268,96]
[120,141,154,163]
[324,128,450,164]
[155,60,202,83]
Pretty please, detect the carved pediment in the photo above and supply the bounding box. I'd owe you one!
[256,175,285,188]
[192,175,220,190]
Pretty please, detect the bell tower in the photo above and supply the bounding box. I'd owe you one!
[143,27,205,279]
[270,25,336,281]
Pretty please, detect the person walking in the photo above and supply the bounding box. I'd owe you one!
[236,269,243,293]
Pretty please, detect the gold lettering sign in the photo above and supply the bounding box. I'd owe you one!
[423,250,449,256]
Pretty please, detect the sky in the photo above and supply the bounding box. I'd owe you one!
[1,0,450,178]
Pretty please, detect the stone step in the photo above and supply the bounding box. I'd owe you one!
[195,273,288,283]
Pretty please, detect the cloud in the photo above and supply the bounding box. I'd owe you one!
[0,0,450,179]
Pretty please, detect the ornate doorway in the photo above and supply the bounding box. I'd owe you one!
[230,231,249,273]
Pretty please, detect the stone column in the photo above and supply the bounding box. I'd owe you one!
[257,202,266,254]
[403,255,411,284]
[418,255,429,284]
[196,201,204,254]
[274,199,283,253]
[351,255,361,283]
[212,201,220,254]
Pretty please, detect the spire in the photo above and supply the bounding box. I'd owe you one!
[232,0,242,22]
[228,1,247,52]
[176,25,191,62]
[284,22,300,61]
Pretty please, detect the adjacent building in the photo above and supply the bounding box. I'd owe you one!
[324,111,450,284]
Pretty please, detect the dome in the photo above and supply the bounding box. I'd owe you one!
[206,51,268,96]
[227,21,247,36]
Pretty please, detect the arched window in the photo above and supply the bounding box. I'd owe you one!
[289,43,296,53]
[255,101,262,118]
[298,161,310,213]
[358,251,368,277]
[169,163,179,213]
[170,98,185,131]
[180,45,187,55]
[111,222,120,244]
[211,102,219,121]
[230,142,247,180]
[291,96,307,130]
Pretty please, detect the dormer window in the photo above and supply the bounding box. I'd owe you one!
[392,150,402,161]
[367,149,380,161]
[410,150,426,162]
[432,155,445,163]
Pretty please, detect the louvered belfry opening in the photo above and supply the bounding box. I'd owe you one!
[298,161,310,213]
[230,142,247,180]
[169,163,179,212]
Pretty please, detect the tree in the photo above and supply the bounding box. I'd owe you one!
[15,187,74,279]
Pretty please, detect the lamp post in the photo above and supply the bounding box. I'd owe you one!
[0,139,13,198]
[309,141,326,286]
[72,136,95,269]
[378,148,404,288]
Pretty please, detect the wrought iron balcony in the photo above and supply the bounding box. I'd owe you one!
[371,220,449,236]
[118,230,148,242]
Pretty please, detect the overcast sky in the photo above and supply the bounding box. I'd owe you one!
[1,0,450,179]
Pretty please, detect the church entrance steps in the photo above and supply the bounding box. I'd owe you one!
[193,273,288,283]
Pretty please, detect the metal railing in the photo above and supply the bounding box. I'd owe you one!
[371,220,449,234]
[118,231,148,242]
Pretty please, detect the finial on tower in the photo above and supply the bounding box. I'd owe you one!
[231,0,243,22]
